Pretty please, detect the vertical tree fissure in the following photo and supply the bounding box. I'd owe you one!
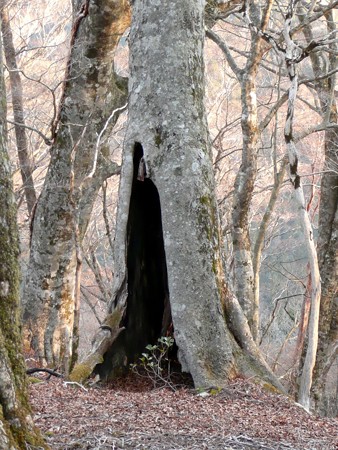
[97,143,171,377]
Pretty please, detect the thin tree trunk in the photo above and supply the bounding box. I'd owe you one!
[23,0,130,372]
[252,155,287,338]
[231,69,259,338]
[282,1,321,411]
[0,34,47,449]
[207,1,274,341]
[291,266,311,396]
[301,11,338,415]
[69,178,83,373]
[252,63,287,340]
[0,2,37,215]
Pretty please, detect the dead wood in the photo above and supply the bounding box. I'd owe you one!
[26,368,64,378]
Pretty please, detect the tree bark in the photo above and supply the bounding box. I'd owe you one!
[0,1,37,215]
[281,1,321,412]
[72,0,284,393]
[231,68,259,339]
[22,0,130,372]
[103,0,236,387]
[302,11,338,415]
[252,155,287,338]
[0,34,47,450]
[207,1,275,341]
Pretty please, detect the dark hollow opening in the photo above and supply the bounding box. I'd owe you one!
[97,143,171,378]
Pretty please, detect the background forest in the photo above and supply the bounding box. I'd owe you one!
[0,0,337,447]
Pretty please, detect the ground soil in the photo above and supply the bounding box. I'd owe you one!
[29,373,337,450]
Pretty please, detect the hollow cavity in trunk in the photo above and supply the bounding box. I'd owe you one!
[97,143,171,378]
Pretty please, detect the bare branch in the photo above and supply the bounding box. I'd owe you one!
[102,180,115,254]
[84,103,128,181]
[291,1,338,35]
[7,119,52,145]
[295,121,338,142]
[206,28,243,79]
[80,286,103,326]
[260,68,338,131]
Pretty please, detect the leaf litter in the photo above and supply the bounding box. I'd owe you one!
[29,375,337,449]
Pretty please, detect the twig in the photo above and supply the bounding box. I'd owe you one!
[7,119,53,145]
[85,103,127,180]
[63,381,88,391]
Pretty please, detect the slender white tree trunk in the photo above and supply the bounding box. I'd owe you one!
[282,1,321,411]
[301,10,338,415]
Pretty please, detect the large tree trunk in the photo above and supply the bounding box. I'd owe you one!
[0,1,37,215]
[100,0,237,387]
[22,0,130,372]
[71,0,284,392]
[0,35,47,450]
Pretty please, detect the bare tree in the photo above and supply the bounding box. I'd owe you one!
[279,0,321,411]
[255,0,337,411]
[207,3,265,340]
[206,0,337,410]
[0,31,47,449]
[0,0,37,215]
[206,1,292,341]
[23,0,130,373]
[300,7,338,415]
[70,0,284,393]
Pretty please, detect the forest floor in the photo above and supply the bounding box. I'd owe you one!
[29,373,337,450]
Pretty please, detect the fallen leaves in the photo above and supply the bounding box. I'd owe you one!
[29,376,337,449]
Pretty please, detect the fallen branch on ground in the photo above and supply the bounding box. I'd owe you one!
[26,368,64,378]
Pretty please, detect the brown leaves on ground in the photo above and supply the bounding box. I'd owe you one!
[29,375,337,450]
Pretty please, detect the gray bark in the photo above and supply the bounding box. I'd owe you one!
[0,33,47,450]
[207,1,274,341]
[73,0,284,392]
[281,1,321,412]
[22,0,129,371]
[252,155,288,339]
[0,2,37,215]
[111,0,235,387]
[302,11,338,415]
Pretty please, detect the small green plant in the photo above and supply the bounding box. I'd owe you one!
[196,386,222,397]
[130,336,175,390]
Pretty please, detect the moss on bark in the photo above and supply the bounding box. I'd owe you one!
[69,354,104,384]
[0,37,48,449]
